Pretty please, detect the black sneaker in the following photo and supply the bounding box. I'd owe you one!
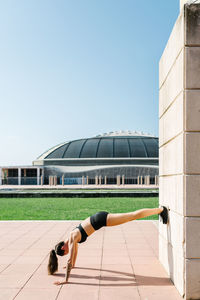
[160,206,168,224]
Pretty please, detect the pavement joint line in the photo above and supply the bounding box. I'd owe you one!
[137,221,158,258]
[0,221,183,300]
[10,222,56,263]
[0,222,25,238]
[0,222,41,249]
[0,222,44,275]
[12,222,74,300]
[5,222,58,299]
[121,225,140,300]
[98,226,105,300]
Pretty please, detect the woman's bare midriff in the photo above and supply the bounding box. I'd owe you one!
[80,217,95,236]
[72,217,95,243]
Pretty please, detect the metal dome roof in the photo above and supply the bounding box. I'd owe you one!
[37,132,158,160]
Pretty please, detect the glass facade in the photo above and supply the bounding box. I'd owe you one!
[32,134,159,186]
[97,138,114,157]
[80,139,99,158]
[44,136,158,159]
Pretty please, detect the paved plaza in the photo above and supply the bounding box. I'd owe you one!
[0,220,182,300]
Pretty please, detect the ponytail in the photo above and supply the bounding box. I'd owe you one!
[48,250,58,275]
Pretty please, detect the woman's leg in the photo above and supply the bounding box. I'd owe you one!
[107,207,163,227]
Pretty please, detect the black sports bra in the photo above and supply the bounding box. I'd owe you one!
[76,224,88,243]
[76,211,109,244]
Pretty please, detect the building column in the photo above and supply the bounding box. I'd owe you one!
[116,175,120,186]
[82,176,85,185]
[41,175,44,186]
[0,167,2,185]
[18,168,21,185]
[159,2,200,298]
[122,175,125,185]
[37,168,40,185]
[104,176,107,185]
[49,176,51,186]
[155,175,159,186]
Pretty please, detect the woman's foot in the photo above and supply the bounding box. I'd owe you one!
[159,206,168,224]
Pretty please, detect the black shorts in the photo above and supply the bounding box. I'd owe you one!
[77,211,109,244]
[90,211,109,230]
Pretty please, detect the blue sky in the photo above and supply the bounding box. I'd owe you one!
[0,0,179,166]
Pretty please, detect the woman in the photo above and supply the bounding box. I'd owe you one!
[48,206,168,285]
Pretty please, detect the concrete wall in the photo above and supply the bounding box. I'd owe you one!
[180,0,188,10]
[159,3,200,299]
[180,1,200,10]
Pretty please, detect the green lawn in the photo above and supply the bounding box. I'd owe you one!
[0,197,159,220]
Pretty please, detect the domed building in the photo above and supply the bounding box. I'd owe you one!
[33,131,159,185]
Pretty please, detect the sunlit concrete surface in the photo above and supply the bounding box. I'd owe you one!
[0,221,182,300]
[0,185,158,190]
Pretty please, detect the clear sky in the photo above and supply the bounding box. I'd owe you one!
[0,0,180,166]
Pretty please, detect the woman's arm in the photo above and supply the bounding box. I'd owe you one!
[72,242,78,267]
[62,240,78,269]
[54,233,78,285]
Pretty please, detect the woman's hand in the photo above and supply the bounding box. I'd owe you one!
[54,280,68,285]
[63,264,75,269]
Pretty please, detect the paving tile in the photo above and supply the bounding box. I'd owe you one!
[100,263,135,288]
[71,265,101,275]
[0,256,15,264]
[128,249,156,256]
[126,242,152,250]
[76,255,102,265]
[0,274,30,288]
[100,264,134,275]
[34,264,49,276]
[0,265,9,273]
[135,274,173,287]
[57,285,99,300]
[103,237,125,243]
[24,274,62,289]
[14,256,46,265]
[99,287,140,300]
[130,256,160,265]
[138,286,183,300]
[1,264,38,276]
[0,221,184,300]
[0,249,24,256]
[77,249,102,256]
[102,255,130,265]
[79,243,102,250]
[99,276,136,288]
[22,249,48,256]
[69,272,100,286]
[14,288,59,300]
[134,264,170,286]
[102,249,128,256]
[102,243,127,250]
[0,288,20,300]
